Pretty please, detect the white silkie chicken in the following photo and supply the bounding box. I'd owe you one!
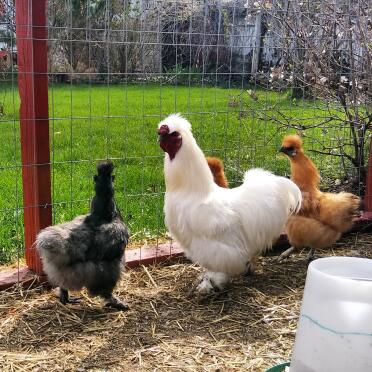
[158,114,302,294]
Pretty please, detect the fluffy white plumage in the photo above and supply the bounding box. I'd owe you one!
[159,114,302,293]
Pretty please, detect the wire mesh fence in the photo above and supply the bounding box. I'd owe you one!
[0,0,371,272]
[0,0,22,266]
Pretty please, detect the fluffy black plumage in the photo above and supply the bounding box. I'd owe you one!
[88,161,117,223]
[36,160,129,310]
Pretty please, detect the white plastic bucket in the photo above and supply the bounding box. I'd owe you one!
[290,256,372,372]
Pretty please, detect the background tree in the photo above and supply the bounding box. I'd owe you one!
[243,0,371,191]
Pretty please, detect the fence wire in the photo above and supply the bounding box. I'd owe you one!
[0,0,22,266]
[0,0,371,268]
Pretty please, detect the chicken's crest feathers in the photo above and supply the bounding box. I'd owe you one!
[93,160,115,197]
[282,134,303,150]
[158,113,192,134]
[97,160,114,177]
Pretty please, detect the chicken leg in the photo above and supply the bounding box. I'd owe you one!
[278,246,319,263]
[243,255,258,275]
[59,288,82,305]
[307,248,317,263]
[103,294,129,311]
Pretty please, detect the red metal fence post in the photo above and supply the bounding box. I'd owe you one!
[15,0,51,275]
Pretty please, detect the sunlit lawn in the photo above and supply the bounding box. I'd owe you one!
[0,82,349,262]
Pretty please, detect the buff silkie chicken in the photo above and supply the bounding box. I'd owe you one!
[36,161,129,310]
[158,114,302,294]
[279,135,361,261]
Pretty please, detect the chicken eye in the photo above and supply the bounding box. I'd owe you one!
[287,146,295,151]
[171,131,180,137]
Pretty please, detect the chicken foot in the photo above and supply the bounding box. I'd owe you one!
[59,288,82,305]
[307,248,317,263]
[278,246,318,263]
[196,271,230,295]
[277,246,295,261]
[243,256,258,275]
[103,295,129,311]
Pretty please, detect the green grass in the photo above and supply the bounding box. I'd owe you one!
[0,83,351,263]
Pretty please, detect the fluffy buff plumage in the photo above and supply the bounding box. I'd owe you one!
[279,135,361,260]
[206,156,229,188]
[158,114,302,293]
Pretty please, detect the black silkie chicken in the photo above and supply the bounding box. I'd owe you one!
[36,161,129,310]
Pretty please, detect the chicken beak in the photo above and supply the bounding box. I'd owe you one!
[158,125,170,143]
[279,147,296,157]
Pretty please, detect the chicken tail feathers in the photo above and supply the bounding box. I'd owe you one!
[243,169,302,216]
[36,227,72,263]
[97,160,114,178]
[36,229,55,253]
[318,192,361,233]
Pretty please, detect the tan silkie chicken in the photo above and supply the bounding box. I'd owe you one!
[206,156,229,188]
[279,135,361,261]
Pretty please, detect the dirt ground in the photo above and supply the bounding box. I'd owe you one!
[0,232,371,372]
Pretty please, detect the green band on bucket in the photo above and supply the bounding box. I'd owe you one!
[301,314,372,337]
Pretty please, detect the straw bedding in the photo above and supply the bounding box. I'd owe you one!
[0,232,371,371]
